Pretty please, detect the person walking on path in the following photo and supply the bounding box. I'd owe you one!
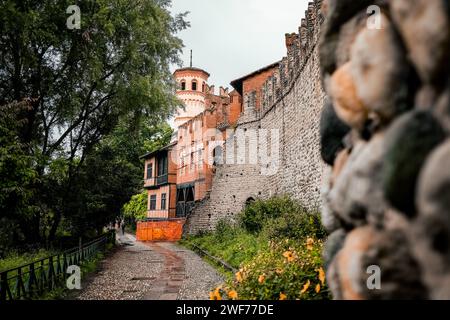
[121,221,126,235]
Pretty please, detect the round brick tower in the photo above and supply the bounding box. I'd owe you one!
[173,67,210,128]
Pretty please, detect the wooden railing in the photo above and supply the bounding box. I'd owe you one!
[0,230,116,301]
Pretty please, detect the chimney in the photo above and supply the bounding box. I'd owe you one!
[219,86,229,97]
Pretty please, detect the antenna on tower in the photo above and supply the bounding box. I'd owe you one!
[190,50,193,68]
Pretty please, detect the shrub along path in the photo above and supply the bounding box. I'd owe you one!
[75,233,223,300]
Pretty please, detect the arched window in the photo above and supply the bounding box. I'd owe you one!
[212,146,223,166]
[245,197,255,207]
[181,80,186,91]
[202,82,206,93]
[192,80,197,91]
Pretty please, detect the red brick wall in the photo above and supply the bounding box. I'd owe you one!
[242,67,277,110]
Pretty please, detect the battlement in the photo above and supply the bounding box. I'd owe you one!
[260,0,324,115]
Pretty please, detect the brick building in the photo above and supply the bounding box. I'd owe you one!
[137,64,275,241]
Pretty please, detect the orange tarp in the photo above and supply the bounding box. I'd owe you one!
[136,219,185,242]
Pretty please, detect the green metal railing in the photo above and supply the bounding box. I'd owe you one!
[0,230,116,301]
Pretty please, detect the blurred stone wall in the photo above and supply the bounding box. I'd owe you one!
[320,0,450,299]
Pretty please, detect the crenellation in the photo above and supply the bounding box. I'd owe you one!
[258,1,324,112]
[186,5,326,233]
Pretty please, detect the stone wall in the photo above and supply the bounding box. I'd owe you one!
[184,0,327,234]
[320,0,450,299]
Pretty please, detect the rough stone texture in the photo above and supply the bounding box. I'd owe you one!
[390,0,450,85]
[320,0,450,300]
[350,13,412,123]
[328,134,387,230]
[414,140,450,299]
[185,0,327,234]
[328,62,368,130]
[319,98,350,166]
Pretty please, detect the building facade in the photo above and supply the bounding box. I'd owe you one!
[137,64,276,241]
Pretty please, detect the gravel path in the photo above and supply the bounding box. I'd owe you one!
[75,233,223,300]
[160,242,224,300]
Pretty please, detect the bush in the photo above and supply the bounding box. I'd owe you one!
[122,191,148,230]
[212,238,330,301]
[239,196,300,233]
[181,196,330,300]
[262,210,326,241]
[214,219,238,241]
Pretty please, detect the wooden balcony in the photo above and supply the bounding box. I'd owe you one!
[144,174,169,189]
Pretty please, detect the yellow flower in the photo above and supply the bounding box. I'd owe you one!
[228,290,238,300]
[258,275,266,284]
[283,251,295,262]
[235,271,243,283]
[279,293,287,300]
[300,280,311,294]
[306,238,315,251]
[315,284,321,293]
[210,289,222,300]
[318,267,326,285]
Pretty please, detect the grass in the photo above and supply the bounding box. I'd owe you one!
[0,249,55,273]
[0,243,115,300]
[179,196,330,300]
[180,229,266,271]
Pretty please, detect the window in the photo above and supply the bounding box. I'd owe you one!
[158,155,168,177]
[146,163,153,179]
[150,195,157,211]
[161,193,167,210]
[186,187,195,202]
[202,82,206,93]
[181,81,186,91]
[192,80,197,91]
[198,149,203,167]
[213,146,223,166]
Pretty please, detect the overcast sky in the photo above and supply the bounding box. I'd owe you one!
[169,0,310,89]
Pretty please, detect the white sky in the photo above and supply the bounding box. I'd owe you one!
[169,0,310,89]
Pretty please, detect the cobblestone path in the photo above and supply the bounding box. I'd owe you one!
[75,233,223,300]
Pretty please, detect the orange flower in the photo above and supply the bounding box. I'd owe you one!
[235,271,243,283]
[279,293,287,300]
[283,251,295,262]
[306,238,315,251]
[228,290,238,300]
[210,289,222,300]
[315,284,321,293]
[300,280,311,294]
[318,267,326,285]
[258,275,266,284]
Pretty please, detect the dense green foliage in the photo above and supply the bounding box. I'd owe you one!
[123,192,148,223]
[239,196,326,240]
[0,0,185,253]
[182,196,329,300]
[0,249,54,273]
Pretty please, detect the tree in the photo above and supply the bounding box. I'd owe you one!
[0,0,187,247]
[123,192,148,229]
[0,101,38,252]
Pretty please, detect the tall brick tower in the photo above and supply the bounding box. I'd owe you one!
[173,66,210,128]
